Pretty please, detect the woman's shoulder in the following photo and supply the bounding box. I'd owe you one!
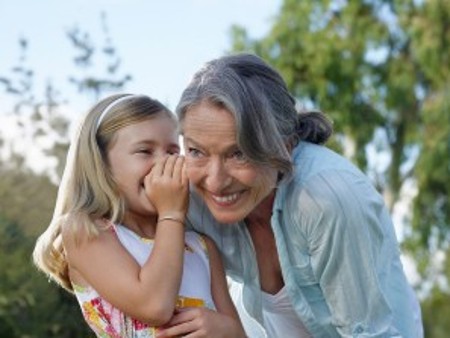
[289,142,373,196]
[293,142,361,177]
[280,143,386,230]
[185,231,211,254]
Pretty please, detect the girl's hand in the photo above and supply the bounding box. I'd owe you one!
[156,307,247,338]
[144,155,189,219]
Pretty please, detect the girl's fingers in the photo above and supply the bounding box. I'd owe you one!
[150,155,168,177]
[172,156,185,182]
[162,154,178,177]
[181,164,188,186]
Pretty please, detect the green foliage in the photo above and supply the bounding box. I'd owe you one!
[0,217,94,337]
[421,285,450,338]
[0,37,36,114]
[408,0,450,260]
[0,164,57,237]
[0,11,132,336]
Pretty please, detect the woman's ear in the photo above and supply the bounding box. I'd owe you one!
[277,172,284,184]
[285,138,296,155]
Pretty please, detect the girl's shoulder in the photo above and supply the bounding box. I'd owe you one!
[61,216,111,242]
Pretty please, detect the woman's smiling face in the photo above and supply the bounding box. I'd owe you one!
[182,101,277,224]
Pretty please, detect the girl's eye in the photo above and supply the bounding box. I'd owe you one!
[137,149,153,155]
[167,148,180,155]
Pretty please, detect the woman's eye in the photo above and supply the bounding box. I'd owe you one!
[187,147,203,158]
[167,148,180,155]
[230,150,246,161]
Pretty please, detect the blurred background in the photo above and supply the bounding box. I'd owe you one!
[0,0,448,337]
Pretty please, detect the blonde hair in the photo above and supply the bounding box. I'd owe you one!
[33,93,175,291]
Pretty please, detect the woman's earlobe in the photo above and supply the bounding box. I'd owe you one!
[277,172,284,184]
[285,139,295,155]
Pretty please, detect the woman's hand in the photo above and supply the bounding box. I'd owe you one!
[156,307,247,338]
[144,155,189,219]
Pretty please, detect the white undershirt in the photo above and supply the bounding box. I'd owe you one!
[262,286,312,338]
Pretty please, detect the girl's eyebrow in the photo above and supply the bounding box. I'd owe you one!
[132,140,180,150]
[133,140,156,146]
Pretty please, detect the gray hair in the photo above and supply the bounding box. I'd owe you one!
[176,53,332,179]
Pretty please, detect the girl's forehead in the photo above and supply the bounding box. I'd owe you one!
[113,117,178,142]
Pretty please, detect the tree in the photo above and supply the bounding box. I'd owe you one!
[0,36,70,181]
[407,0,450,277]
[229,1,449,335]
[0,163,57,237]
[421,284,450,338]
[0,11,131,336]
[68,12,132,102]
[229,0,449,282]
[0,216,94,337]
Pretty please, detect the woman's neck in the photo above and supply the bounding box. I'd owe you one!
[245,189,276,229]
[244,189,284,294]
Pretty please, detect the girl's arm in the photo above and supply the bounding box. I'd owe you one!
[205,235,246,332]
[156,235,247,338]
[63,155,188,326]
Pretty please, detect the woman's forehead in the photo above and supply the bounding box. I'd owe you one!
[182,104,239,150]
[183,102,235,131]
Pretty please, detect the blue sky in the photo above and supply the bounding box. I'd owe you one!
[0,0,280,111]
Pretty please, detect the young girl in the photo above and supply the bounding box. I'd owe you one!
[33,94,246,338]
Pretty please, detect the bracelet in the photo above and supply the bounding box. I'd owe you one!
[157,215,184,225]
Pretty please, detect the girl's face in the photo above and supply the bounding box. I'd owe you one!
[107,114,179,223]
[182,102,277,224]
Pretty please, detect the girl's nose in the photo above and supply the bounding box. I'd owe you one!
[147,151,169,172]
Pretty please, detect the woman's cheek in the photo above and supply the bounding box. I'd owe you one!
[185,158,202,182]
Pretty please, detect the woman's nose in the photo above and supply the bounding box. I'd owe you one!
[204,158,232,192]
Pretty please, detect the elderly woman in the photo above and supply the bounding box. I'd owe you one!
[173,53,422,337]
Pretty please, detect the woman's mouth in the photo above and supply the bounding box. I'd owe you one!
[210,192,241,206]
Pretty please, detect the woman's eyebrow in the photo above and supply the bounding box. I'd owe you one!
[184,137,239,154]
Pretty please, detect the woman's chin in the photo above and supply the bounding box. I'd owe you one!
[208,208,245,224]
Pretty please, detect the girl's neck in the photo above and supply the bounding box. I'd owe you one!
[122,214,158,239]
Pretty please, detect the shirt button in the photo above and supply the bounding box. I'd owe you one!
[355,325,364,333]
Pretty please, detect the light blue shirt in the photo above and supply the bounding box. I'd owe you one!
[187,142,422,337]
